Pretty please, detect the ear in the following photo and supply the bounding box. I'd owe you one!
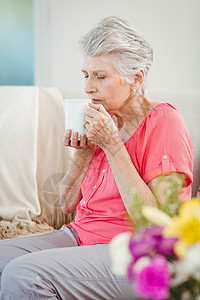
[132,69,145,91]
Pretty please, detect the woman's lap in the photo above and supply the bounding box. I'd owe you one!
[0,228,135,300]
[0,227,78,277]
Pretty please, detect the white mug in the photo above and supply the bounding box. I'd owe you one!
[64,99,90,139]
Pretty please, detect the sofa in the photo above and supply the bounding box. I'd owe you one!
[0,86,199,239]
[0,86,75,239]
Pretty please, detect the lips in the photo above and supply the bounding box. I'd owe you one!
[91,99,103,103]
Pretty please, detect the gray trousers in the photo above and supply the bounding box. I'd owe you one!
[0,226,135,300]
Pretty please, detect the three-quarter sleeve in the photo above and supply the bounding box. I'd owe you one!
[136,103,194,187]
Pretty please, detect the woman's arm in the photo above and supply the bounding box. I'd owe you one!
[59,129,96,214]
[147,172,186,202]
[104,142,157,221]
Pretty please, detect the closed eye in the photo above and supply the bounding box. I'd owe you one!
[97,76,105,79]
[81,70,89,79]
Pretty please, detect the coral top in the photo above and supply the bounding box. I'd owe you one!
[67,103,194,245]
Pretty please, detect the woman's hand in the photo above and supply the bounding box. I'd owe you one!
[63,129,96,153]
[84,103,122,152]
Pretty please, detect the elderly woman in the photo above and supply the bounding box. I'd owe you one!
[0,17,193,299]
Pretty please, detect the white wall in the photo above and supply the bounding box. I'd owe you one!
[34,0,200,97]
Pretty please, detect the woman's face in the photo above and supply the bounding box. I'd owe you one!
[82,54,133,113]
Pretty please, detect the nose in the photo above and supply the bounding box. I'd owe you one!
[84,78,97,95]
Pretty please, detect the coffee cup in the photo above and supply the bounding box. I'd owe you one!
[64,99,90,139]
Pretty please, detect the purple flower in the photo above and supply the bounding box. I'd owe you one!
[134,256,171,300]
[127,226,177,281]
[158,237,177,256]
[129,226,177,260]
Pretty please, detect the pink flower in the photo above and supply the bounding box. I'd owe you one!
[134,257,171,300]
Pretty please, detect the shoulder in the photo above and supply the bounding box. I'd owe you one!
[151,102,183,119]
[144,102,186,130]
[136,101,192,147]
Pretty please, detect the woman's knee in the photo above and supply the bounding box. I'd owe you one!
[0,243,23,290]
[1,256,35,297]
[0,251,59,299]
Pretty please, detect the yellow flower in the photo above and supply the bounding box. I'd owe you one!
[164,198,200,258]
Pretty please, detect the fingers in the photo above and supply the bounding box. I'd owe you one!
[83,107,119,148]
[85,103,110,118]
[63,129,72,146]
[63,129,87,149]
[79,133,87,148]
[84,110,112,135]
[84,107,110,131]
[88,102,109,114]
[70,131,79,147]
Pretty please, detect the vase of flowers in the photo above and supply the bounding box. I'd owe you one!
[109,177,200,300]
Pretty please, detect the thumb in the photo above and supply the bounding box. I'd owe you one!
[88,102,110,116]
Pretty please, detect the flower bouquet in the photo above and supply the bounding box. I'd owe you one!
[109,177,200,300]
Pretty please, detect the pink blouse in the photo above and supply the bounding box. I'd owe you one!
[68,103,194,245]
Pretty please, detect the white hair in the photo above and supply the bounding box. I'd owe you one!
[79,16,153,97]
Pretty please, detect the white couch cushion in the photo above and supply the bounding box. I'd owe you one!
[0,86,74,239]
[0,86,41,223]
